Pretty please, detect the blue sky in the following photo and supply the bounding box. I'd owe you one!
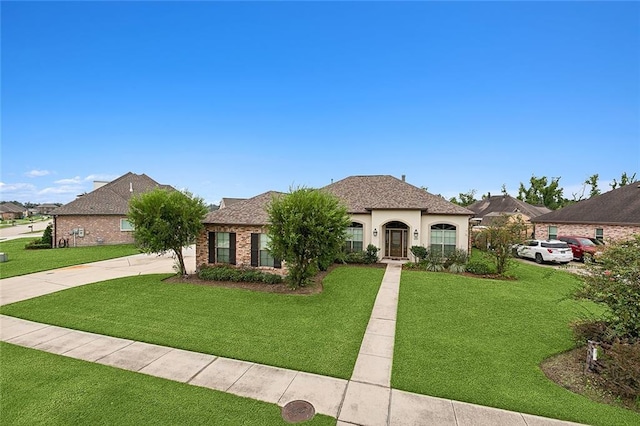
[2,1,639,205]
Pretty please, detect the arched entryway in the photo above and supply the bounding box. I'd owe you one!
[384,221,409,258]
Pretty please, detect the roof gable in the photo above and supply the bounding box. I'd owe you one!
[322,175,474,215]
[467,195,550,220]
[53,172,172,216]
[204,191,284,225]
[532,183,640,225]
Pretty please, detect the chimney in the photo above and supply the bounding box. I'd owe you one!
[401,174,406,182]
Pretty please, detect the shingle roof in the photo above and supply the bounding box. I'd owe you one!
[532,183,640,226]
[467,195,551,221]
[0,202,26,213]
[203,191,284,225]
[220,198,247,209]
[322,175,474,215]
[52,172,172,216]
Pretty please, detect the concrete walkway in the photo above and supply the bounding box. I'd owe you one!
[0,255,585,426]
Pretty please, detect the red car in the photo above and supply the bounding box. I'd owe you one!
[557,236,601,262]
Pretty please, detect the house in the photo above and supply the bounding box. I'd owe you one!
[37,203,60,215]
[0,202,26,221]
[52,172,173,247]
[196,175,474,272]
[530,183,640,242]
[468,194,550,227]
[467,194,550,239]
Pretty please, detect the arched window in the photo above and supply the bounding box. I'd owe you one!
[345,222,364,252]
[430,224,456,255]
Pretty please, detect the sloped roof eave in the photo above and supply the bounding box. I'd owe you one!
[531,218,640,226]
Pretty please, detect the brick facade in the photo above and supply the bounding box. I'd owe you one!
[54,215,135,247]
[196,224,287,276]
[533,223,640,243]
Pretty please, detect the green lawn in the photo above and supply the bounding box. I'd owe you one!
[0,266,384,379]
[0,342,335,426]
[393,264,639,426]
[0,238,140,278]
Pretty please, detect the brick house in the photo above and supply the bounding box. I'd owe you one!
[196,175,474,273]
[52,172,173,247]
[531,183,640,242]
[0,202,26,220]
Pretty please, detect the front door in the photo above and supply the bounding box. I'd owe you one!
[389,230,403,257]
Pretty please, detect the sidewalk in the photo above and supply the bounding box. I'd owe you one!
[0,255,585,426]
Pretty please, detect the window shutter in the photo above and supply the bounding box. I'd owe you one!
[208,232,215,263]
[229,232,236,265]
[250,233,259,267]
[273,258,282,269]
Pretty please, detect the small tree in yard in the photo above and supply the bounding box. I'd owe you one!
[128,188,208,276]
[266,187,351,289]
[477,214,527,275]
[576,234,640,341]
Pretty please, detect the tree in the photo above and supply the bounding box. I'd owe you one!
[477,214,528,275]
[517,175,566,210]
[576,235,640,340]
[449,189,477,207]
[128,188,208,276]
[585,174,601,198]
[610,172,637,190]
[266,187,351,289]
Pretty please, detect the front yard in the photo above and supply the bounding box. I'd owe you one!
[0,266,384,379]
[393,264,639,426]
[0,342,334,425]
[0,238,140,278]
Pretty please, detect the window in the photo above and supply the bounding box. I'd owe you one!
[595,228,604,242]
[430,224,456,255]
[259,234,275,267]
[345,222,364,253]
[548,226,558,240]
[208,232,236,264]
[120,219,134,231]
[251,233,281,268]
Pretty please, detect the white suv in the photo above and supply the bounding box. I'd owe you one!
[516,240,573,264]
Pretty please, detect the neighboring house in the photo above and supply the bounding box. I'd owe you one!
[52,172,173,247]
[0,202,26,220]
[467,194,550,238]
[37,203,60,215]
[531,183,640,242]
[196,175,474,272]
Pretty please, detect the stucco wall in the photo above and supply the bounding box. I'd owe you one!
[421,214,471,252]
[534,223,640,243]
[54,215,134,247]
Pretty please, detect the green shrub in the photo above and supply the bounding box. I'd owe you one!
[197,265,283,284]
[423,250,444,272]
[344,251,367,264]
[466,260,493,275]
[445,248,468,273]
[364,244,380,264]
[410,245,428,262]
[24,239,52,250]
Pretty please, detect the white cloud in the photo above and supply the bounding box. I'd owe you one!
[55,176,82,185]
[0,182,37,192]
[83,174,118,182]
[25,169,51,178]
[38,185,83,195]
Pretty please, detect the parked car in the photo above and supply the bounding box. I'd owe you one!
[516,239,573,264]
[557,235,602,262]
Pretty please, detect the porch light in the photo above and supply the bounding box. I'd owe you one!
[414,229,419,240]
[373,228,378,237]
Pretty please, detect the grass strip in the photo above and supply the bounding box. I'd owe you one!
[0,342,334,425]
